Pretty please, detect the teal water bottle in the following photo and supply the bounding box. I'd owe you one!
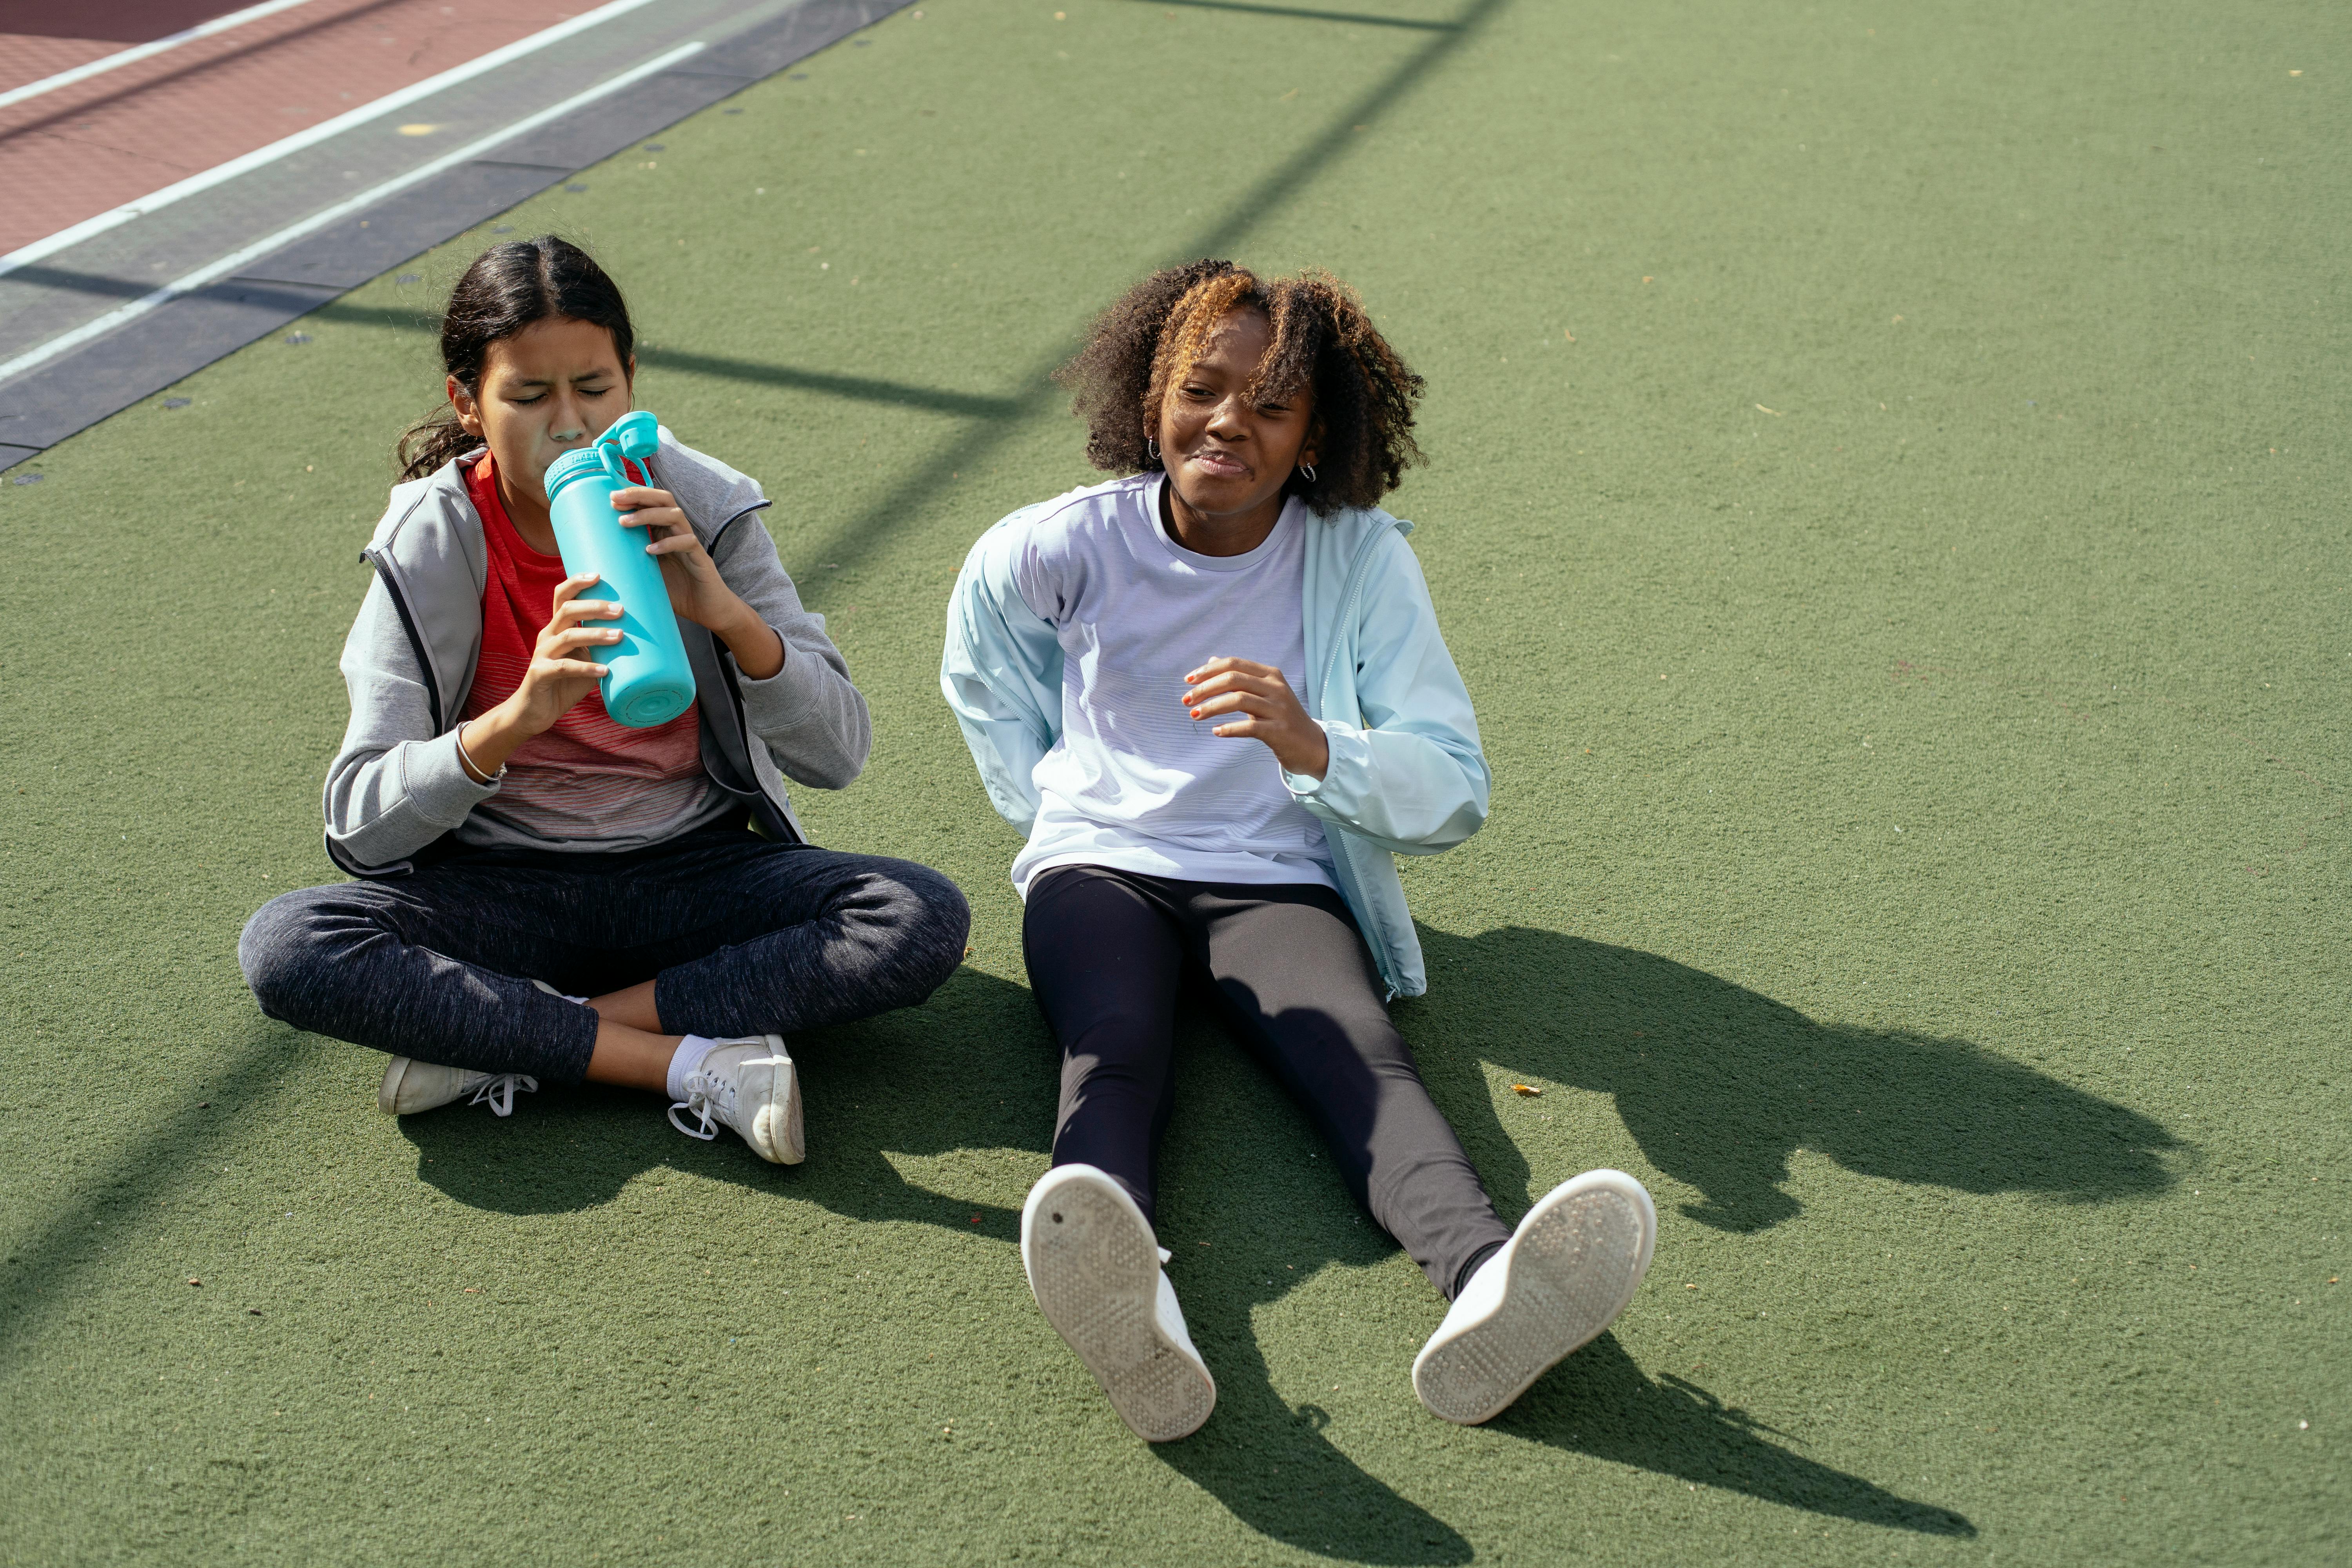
[542,410,697,728]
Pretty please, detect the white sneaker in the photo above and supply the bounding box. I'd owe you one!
[1411,1168,1657,1425]
[667,1036,803,1165]
[376,1057,537,1117]
[374,976,577,1116]
[1020,1164,1215,1442]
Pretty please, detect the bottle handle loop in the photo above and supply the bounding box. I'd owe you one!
[594,409,661,481]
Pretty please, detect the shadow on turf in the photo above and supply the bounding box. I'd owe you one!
[1154,1331,1973,1547]
[397,926,2180,1244]
[1138,0,1464,33]
[275,297,1027,421]
[1138,990,1975,1555]
[390,936,2020,1555]
[1409,926,2185,1232]
[1145,1259,1975,1552]
[1492,1336,1975,1536]
[399,963,1053,1228]
[1140,995,1478,1563]
[396,968,1477,1563]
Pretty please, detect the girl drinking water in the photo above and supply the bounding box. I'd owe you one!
[241,236,968,1161]
[944,261,1655,1439]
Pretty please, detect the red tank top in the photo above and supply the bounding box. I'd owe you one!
[459,454,713,842]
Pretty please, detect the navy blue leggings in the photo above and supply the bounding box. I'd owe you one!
[240,827,969,1083]
[1022,865,1510,1298]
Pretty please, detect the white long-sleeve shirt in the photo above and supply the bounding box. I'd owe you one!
[1007,476,1336,897]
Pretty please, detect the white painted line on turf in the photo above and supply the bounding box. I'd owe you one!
[0,41,704,388]
[0,0,671,281]
[0,0,320,112]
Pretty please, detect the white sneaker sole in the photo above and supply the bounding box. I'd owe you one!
[1412,1170,1656,1425]
[735,1042,803,1165]
[1024,1170,1214,1443]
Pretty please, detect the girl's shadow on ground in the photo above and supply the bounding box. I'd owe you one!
[1492,1335,1972,1535]
[1407,926,2185,1232]
[397,969,1475,1564]
[396,964,1052,1233]
[399,926,2135,1556]
[1142,1202,1971,1555]
[1139,970,1978,1558]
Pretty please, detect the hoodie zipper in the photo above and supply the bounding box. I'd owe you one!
[362,542,443,733]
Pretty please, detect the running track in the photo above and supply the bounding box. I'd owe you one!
[0,0,907,468]
[0,0,579,255]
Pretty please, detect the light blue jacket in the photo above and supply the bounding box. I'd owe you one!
[940,475,1490,998]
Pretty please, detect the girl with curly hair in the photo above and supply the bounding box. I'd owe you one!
[944,261,1656,1440]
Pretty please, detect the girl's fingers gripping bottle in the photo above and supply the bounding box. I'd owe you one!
[542,410,697,728]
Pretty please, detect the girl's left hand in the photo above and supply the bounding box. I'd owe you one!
[612,485,785,678]
[1182,657,1330,780]
[612,486,737,630]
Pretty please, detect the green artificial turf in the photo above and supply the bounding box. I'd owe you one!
[2,0,2345,1561]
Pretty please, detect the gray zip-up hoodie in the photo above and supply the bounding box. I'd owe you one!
[325,429,867,876]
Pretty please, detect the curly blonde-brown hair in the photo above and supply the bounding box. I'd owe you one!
[1054,260,1425,516]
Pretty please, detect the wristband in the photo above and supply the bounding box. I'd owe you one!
[454,720,504,784]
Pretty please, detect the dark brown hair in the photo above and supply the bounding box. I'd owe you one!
[1054,259,1425,515]
[396,236,637,481]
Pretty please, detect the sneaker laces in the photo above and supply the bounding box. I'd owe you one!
[468,1074,537,1118]
[667,1069,736,1141]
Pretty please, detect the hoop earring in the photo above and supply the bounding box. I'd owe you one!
[1298,462,1317,483]
[1147,439,1160,463]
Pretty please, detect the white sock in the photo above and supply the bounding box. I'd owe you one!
[665,1034,719,1102]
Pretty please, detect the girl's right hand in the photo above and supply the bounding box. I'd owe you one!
[506,572,624,734]
[455,574,622,782]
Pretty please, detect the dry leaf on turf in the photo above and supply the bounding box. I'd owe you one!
[1511,1083,1543,1096]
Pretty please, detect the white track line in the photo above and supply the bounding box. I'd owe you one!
[0,0,670,281]
[0,40,704,387]
[0,0,319,113]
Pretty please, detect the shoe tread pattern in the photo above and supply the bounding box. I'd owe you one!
[1030,1181,1212,1442]
[1416,1187,1646,1425]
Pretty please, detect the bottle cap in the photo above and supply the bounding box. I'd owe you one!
[543,445,611,501]
[542,411,661,501]
[605,410,659,461]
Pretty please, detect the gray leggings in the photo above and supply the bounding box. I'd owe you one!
[239,826,970,1082]
[1022,865,1512,1299]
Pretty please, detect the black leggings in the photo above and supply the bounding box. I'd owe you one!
[1022,864,1511,1299]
